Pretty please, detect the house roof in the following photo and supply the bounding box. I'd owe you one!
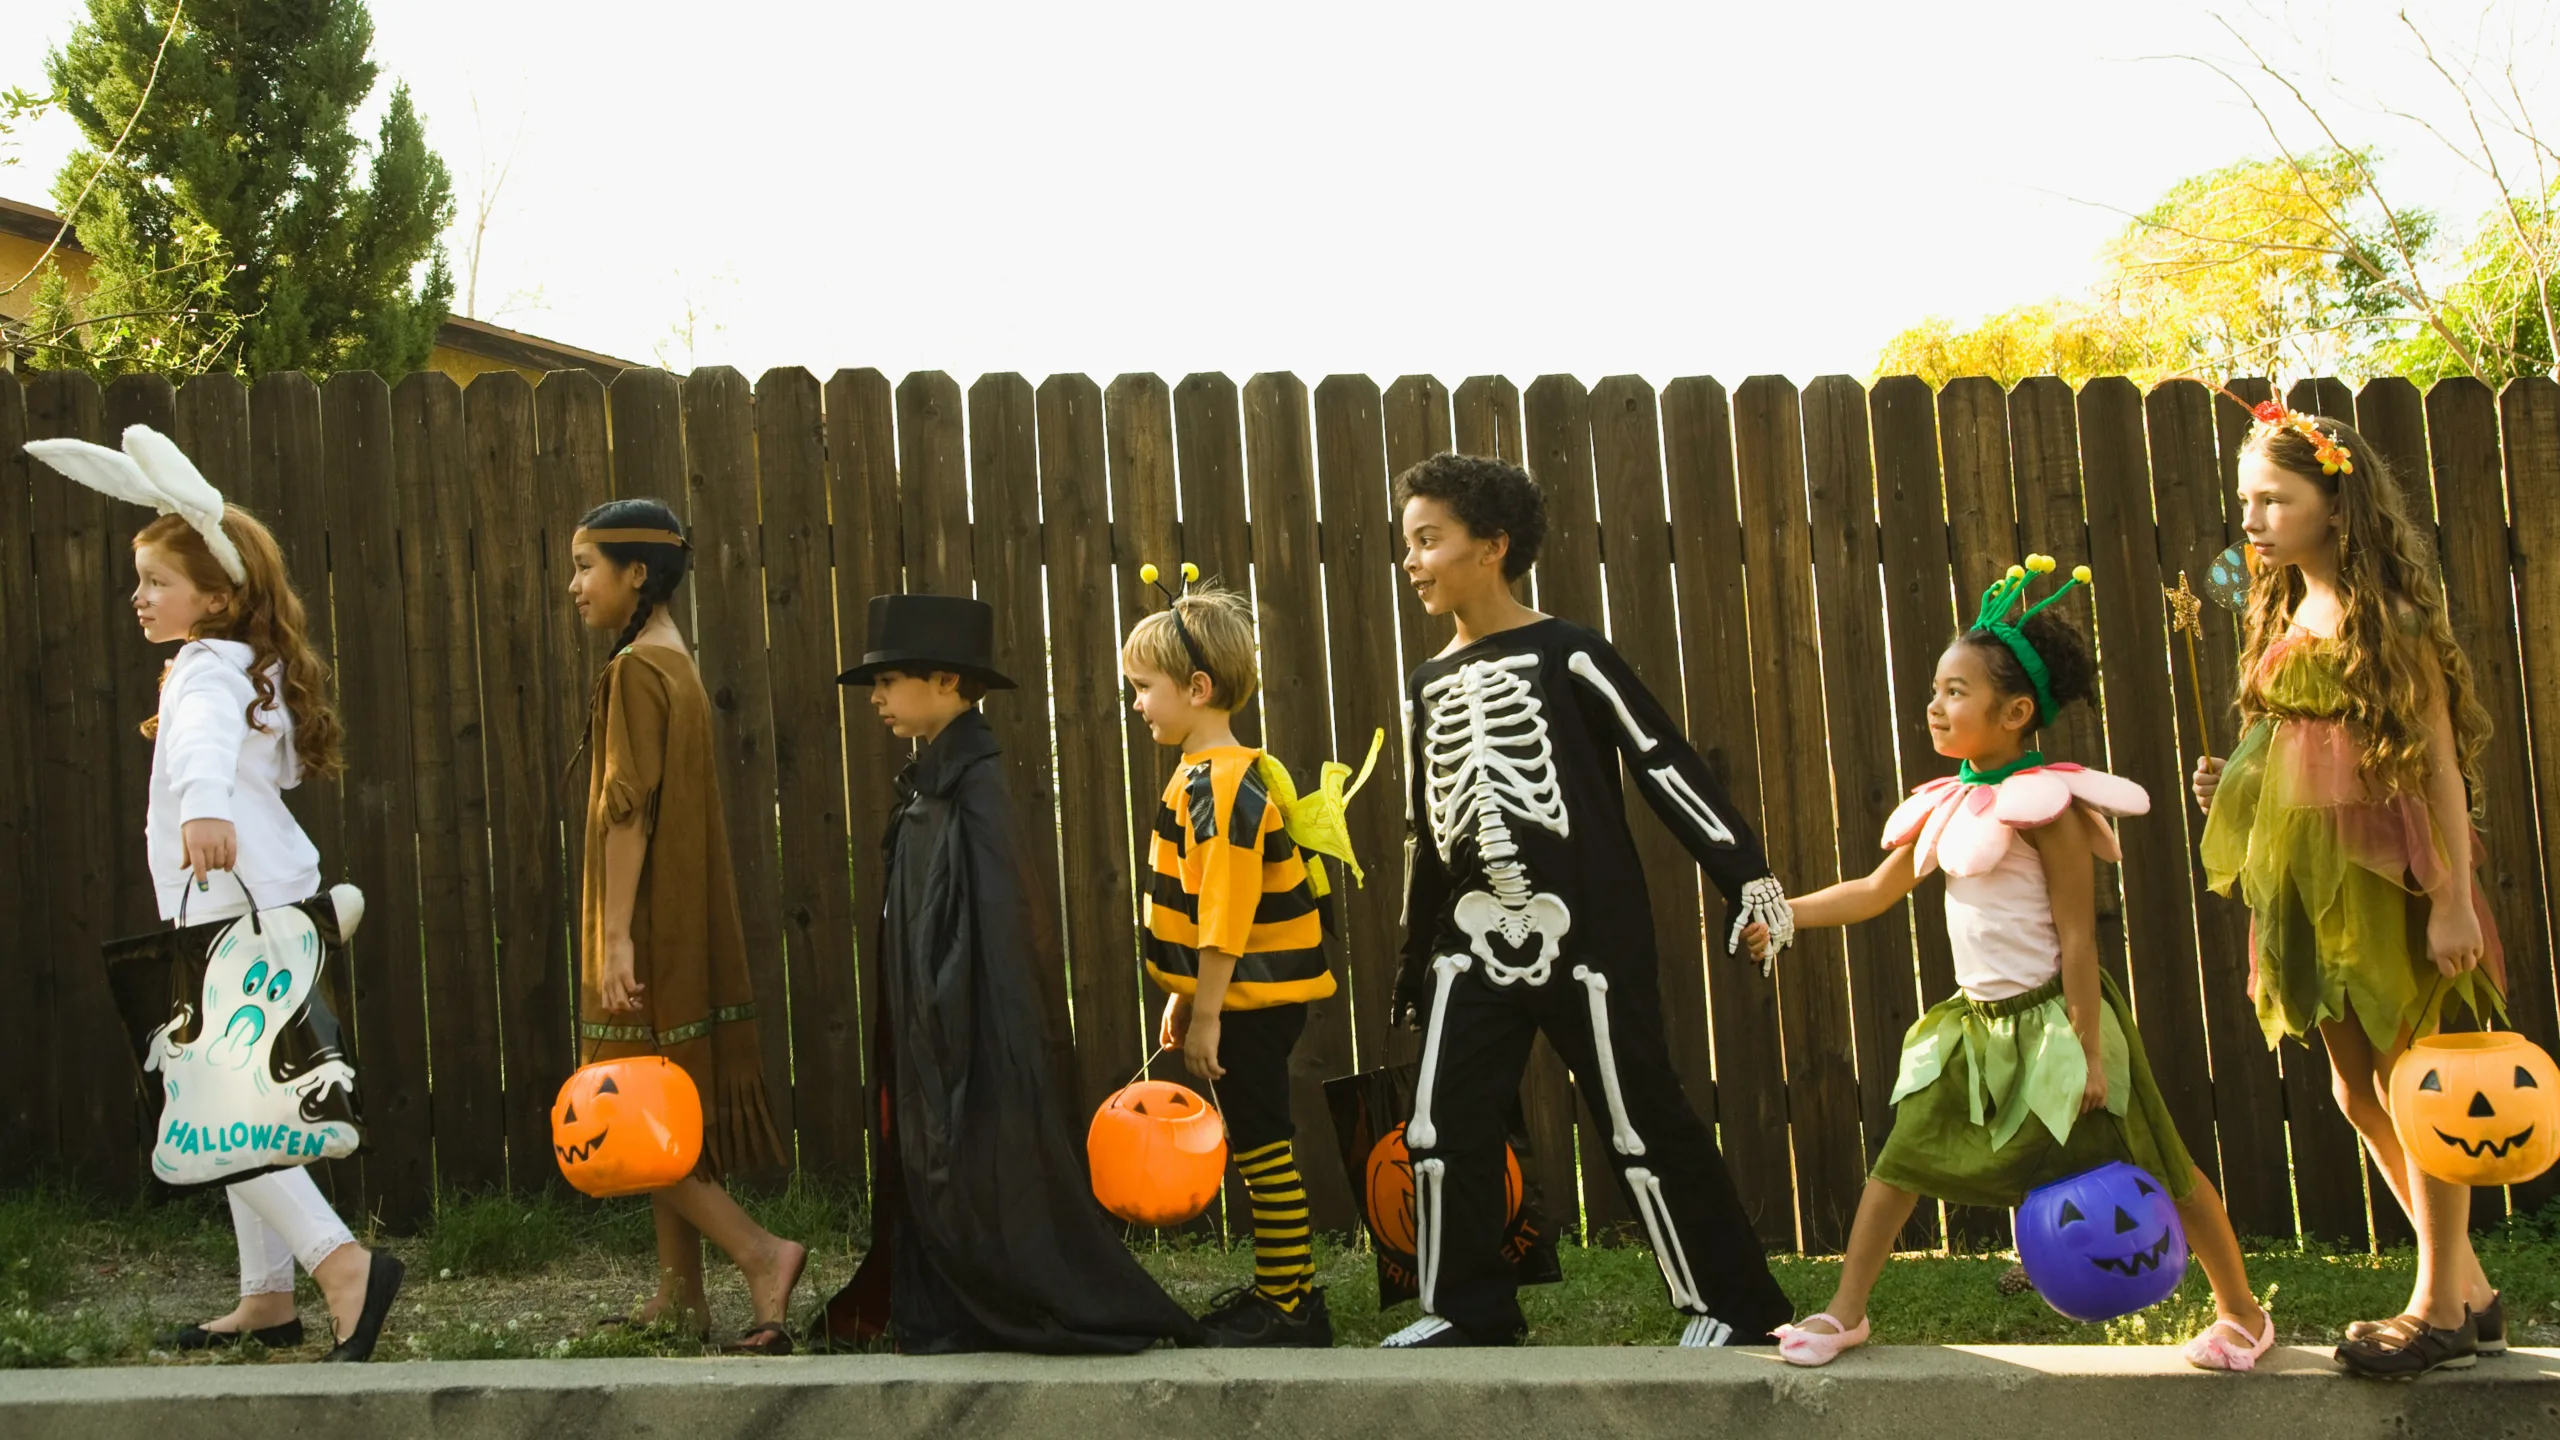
[0,194,637,376]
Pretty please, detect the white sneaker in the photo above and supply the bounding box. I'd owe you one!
[1679,1314,1736,1348]
[1380,1316,1467,1348]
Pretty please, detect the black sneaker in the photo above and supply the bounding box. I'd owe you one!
[1200,1285,1332,1348]
[2335,1309,2477,1380]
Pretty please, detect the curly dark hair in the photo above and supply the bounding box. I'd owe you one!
[1391,452,1547,580]
[1953,608,2095,730]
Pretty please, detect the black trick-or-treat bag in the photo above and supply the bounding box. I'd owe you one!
[1324,1063,1563,1307]
[102,884,367,1188]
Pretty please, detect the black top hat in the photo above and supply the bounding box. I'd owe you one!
[836,594,1017,690]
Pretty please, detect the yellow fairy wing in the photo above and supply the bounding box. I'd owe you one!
[1255,728,1386,897]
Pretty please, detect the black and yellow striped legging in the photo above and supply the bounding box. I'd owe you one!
[1235,1138,1313,1307]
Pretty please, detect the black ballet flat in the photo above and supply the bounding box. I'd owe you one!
[158,1317,305,1351]
[321,1250,405,1363]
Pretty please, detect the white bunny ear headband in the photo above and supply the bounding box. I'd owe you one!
[23,425,247,585]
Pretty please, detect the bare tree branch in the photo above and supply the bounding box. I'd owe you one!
[0,0,186,299]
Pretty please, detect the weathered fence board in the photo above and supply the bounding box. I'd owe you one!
[2496,375,2560,1217]
[0,379,45,1184]
[758,367,864,1182]
[1734,374,1861,1251]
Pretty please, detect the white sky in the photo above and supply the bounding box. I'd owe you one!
[3,0,2551,386]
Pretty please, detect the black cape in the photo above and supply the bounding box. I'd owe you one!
[812,710,1204,1354]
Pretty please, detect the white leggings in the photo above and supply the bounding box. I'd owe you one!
[228,1167,358,1296]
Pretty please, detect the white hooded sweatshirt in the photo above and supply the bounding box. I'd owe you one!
[148,638,322,921]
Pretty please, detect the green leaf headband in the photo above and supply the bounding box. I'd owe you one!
[1968,553,2091,725]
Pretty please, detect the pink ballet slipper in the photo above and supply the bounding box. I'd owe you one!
[2182,1309,2275,1372]
[1774,1313,1870,1367]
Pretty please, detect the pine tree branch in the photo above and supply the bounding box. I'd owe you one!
[0,0,187,300]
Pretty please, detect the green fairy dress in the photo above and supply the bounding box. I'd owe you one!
[2199,629,2505,1051]
[1867,761,2199,1208]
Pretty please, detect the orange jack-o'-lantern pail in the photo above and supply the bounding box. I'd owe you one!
[552,1057,703,1197]
[2390,1031,2559,1187]
[1088,1080,1227,1225]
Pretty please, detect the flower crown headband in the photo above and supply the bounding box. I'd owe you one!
[1138,561,1215,685]
[1969,553,2090,725]
[2180,378,2356,476]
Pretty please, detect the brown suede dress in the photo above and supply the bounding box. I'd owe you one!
[579,642,785,1179]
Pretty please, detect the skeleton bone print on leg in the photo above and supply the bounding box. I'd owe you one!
[1422,653,1573,986]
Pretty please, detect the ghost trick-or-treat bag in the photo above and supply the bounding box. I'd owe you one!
[1323,1063,1562,1308]
[102,884,368,1189]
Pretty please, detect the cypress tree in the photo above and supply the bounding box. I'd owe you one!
[33,0,454,375]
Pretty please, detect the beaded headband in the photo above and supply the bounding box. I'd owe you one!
[1969,554,2090,725]
[574,526,691,549]
[1137,562,1214,684]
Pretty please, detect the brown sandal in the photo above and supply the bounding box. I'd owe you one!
[722,1321,795,1357]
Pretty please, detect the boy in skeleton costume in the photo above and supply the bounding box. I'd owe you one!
[1384,454,1796,1349]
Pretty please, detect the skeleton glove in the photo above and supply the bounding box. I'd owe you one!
[1727,875,1795,977]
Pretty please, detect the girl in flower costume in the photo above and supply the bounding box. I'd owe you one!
[1747,558,2270,1371]
[2192,397,2504,1380]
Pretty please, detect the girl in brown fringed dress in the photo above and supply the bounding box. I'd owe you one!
[569,498,805,1356]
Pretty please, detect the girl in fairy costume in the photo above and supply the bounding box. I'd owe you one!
[1746,558,2270,1371]
[2191,396,2504,1379]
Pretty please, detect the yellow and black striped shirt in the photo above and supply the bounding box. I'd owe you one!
[1143,746,1336,1010]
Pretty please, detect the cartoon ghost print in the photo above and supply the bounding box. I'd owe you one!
[146,885,363,1182]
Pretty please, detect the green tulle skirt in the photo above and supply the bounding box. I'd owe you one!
[1871,973,2198,1209]
[2199,650,2505,1052]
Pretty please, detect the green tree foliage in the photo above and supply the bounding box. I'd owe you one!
[2379,184,2560,388]
[28,0,454,376]
[1878,152,2419,388]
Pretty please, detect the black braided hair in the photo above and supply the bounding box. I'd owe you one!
[582,497,692,658]
[562,499,691,791]
[1953,608,2096,731]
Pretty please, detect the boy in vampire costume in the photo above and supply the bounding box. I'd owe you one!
[809,595,1204,1354]
[1384,454,1799,1349]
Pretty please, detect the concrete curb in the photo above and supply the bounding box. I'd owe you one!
[3,1345,2555,1440]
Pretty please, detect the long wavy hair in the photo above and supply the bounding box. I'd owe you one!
[2234,417,2488,810]
[134,507,345,781]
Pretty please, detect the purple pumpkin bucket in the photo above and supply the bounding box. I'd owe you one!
[2014,1161,2188,1322]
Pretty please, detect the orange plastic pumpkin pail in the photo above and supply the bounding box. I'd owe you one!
[2389,1031,2559,1187]
[1088,1080,1227,1225]
[552,1056,704,1198]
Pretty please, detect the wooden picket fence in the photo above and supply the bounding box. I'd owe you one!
[4,365,2558,1255]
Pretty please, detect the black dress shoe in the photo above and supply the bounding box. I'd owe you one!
[322,1250,405,1363]
[159,1318,305,1351]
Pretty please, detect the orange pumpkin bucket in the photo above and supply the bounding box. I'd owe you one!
[2389,1031,2559,1187]
[1088,1080,1227,1225]
[552,1056,704,1197]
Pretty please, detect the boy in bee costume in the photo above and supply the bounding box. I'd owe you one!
[1126,568,1379,1347]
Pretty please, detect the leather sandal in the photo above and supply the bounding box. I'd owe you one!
[2350,1293,2504,1355]
[721,1320,795,1357]
[2335,1309,2477,1380]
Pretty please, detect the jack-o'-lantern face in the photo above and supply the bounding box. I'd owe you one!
[1087,1081,1227,1226]
[550,1057,702,1198]
[2390,1032,2560,1187]
[1362,1124,1521,1258]
[2014,1162,2188,1323]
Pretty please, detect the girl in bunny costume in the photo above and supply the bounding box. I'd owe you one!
[1748,558,2269,1372]
[26,426,403,1362]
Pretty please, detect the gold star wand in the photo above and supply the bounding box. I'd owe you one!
[2164,571,2212,755]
